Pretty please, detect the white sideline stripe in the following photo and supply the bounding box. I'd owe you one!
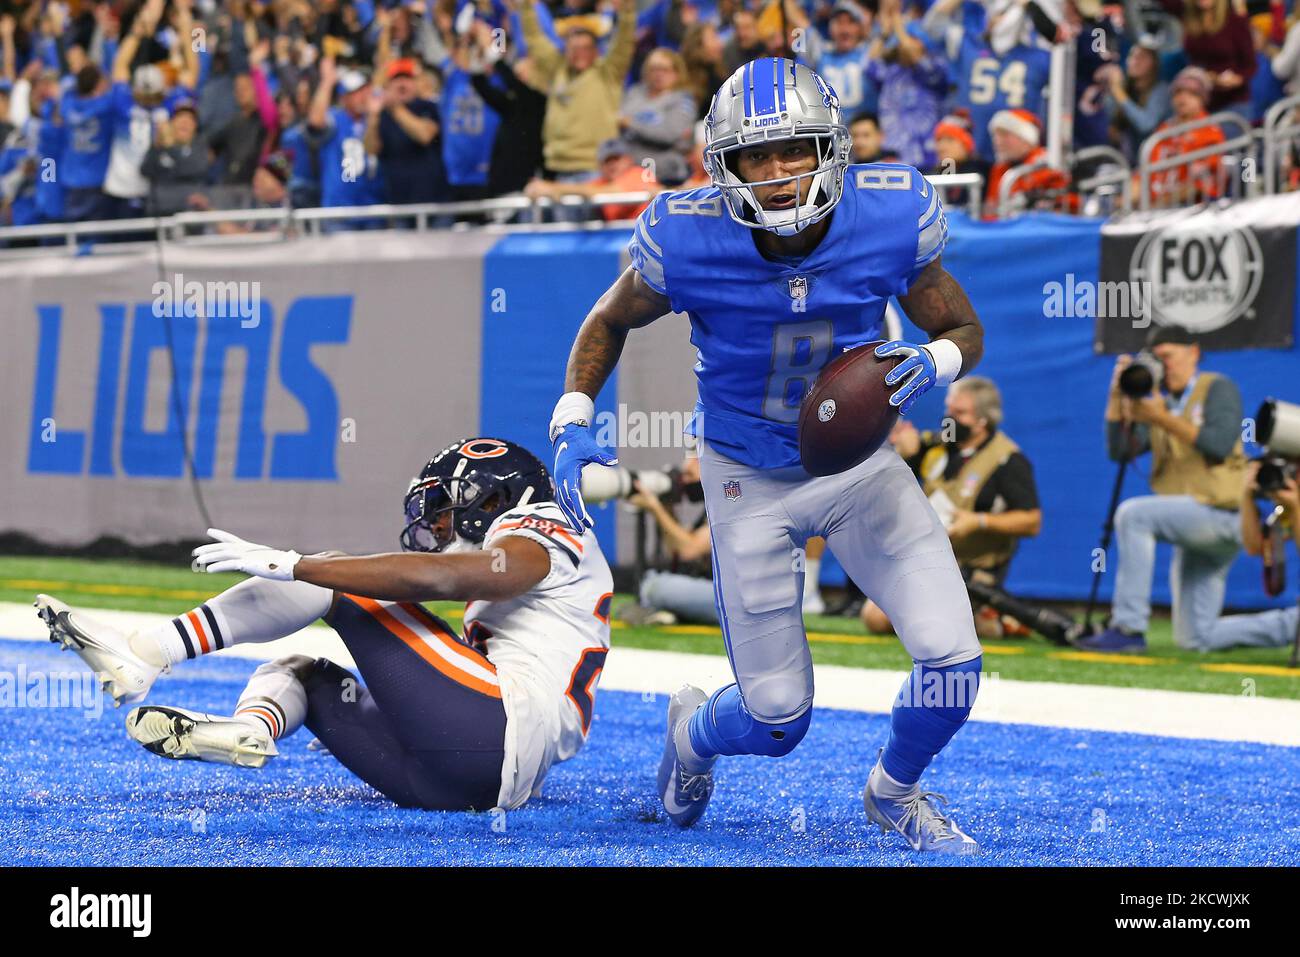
[3,602,1297,747]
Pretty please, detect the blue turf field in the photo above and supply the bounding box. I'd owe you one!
[2,637,1298,866]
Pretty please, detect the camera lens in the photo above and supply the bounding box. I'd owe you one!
[1257,460,1286,493]
[1118,363,1154,398]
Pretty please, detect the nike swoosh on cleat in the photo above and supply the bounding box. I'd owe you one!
[662,784,693,817]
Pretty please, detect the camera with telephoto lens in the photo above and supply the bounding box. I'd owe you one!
[580,465,704,506]
[963,577,1094,647]
[1253,398,1300,494]
[1118,350,1164,398]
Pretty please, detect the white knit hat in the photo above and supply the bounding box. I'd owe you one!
[988,109,1041,147]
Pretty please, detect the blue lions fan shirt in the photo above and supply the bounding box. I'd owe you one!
[954,36,1051,160]
[60,85,131,189]
[441,65,501,188]
[319,107,385,208]
[628,163,948,470]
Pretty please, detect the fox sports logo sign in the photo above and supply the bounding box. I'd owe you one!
[1130,224,1264,332]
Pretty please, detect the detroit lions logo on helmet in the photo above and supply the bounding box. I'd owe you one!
[702,57,851,239]
[814,74,840,111]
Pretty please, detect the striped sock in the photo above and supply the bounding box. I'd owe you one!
[147,603,228,668]
[136,578,333,669]
[233,661,308,741]
[233,699,287,740]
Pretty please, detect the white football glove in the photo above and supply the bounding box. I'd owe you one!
[192,528,302,581]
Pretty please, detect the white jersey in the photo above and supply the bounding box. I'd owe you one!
[466,501,613,810]
[105,101,167,200]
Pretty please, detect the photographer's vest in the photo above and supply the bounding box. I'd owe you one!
[920,431,1022,572]
[1149,372,1246,510]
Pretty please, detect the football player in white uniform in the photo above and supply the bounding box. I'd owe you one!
[38,438,613,812]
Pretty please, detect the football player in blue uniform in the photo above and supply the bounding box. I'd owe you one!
[548,58,986,853]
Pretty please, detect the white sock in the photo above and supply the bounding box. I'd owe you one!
[233,660,309,740]
[133,577,333,668]
[869,759,920,801]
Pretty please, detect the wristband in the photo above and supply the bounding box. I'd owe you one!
[922,338,964,387]
[549,391,595,443]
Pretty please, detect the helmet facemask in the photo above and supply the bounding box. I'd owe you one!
[400,475,507,554]
[706,129,851,237]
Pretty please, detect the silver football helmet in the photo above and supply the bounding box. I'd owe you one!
[703,58,852,237]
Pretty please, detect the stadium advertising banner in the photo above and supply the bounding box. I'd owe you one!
[0,233,494,555]
[1096,192,1300,353]
[0,229,701,564]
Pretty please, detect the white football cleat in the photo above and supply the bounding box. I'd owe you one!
[863,780,980,855]
[36,594,163,708]
[126,705,278,769]
[656,685,715,828]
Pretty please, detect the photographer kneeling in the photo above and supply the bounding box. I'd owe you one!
[1082,325,1246,654]
[623,453,717,626]
[861,376,1048,640]
[1200,460,1300,652]
[617,452,830,624]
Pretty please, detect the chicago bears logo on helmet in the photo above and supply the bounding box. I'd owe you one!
[400,438,553,553]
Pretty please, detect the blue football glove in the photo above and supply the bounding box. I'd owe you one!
[874,340,939,415]
[551,424,618,531]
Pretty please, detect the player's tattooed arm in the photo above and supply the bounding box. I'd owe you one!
[896,257,983,375]
[293,536,552,603]
[565,266,672,398]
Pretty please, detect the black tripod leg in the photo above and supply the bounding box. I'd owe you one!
[1084,455,1130,630]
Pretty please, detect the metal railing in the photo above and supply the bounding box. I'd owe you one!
[1261,92,1300,196]
[925,172,984,218]
[0,191,660,256]
[1136,111,1255,211]
[995,155,1066,219]
[0,175,988,256]
[1072,145,1133,218]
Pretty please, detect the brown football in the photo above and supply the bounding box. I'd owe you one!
[798,341,903,477]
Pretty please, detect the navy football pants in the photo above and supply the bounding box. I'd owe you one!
[302,593,507,811]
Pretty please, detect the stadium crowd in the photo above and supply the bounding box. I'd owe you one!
[1,0,1299,232]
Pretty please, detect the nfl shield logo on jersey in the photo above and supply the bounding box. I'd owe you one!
[788,276,808,301]
[722,480,742,501]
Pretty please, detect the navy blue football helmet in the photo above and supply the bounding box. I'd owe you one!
[400,438,554,553]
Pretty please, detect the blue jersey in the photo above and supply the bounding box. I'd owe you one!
[816,46,878,118]
[281,122,318,190]
[317,107,384,208]
[60,86,131,189]
[628,164,948,469]
[36,110,66,221]
[441,66,500,187]
[955,37,1051,159]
